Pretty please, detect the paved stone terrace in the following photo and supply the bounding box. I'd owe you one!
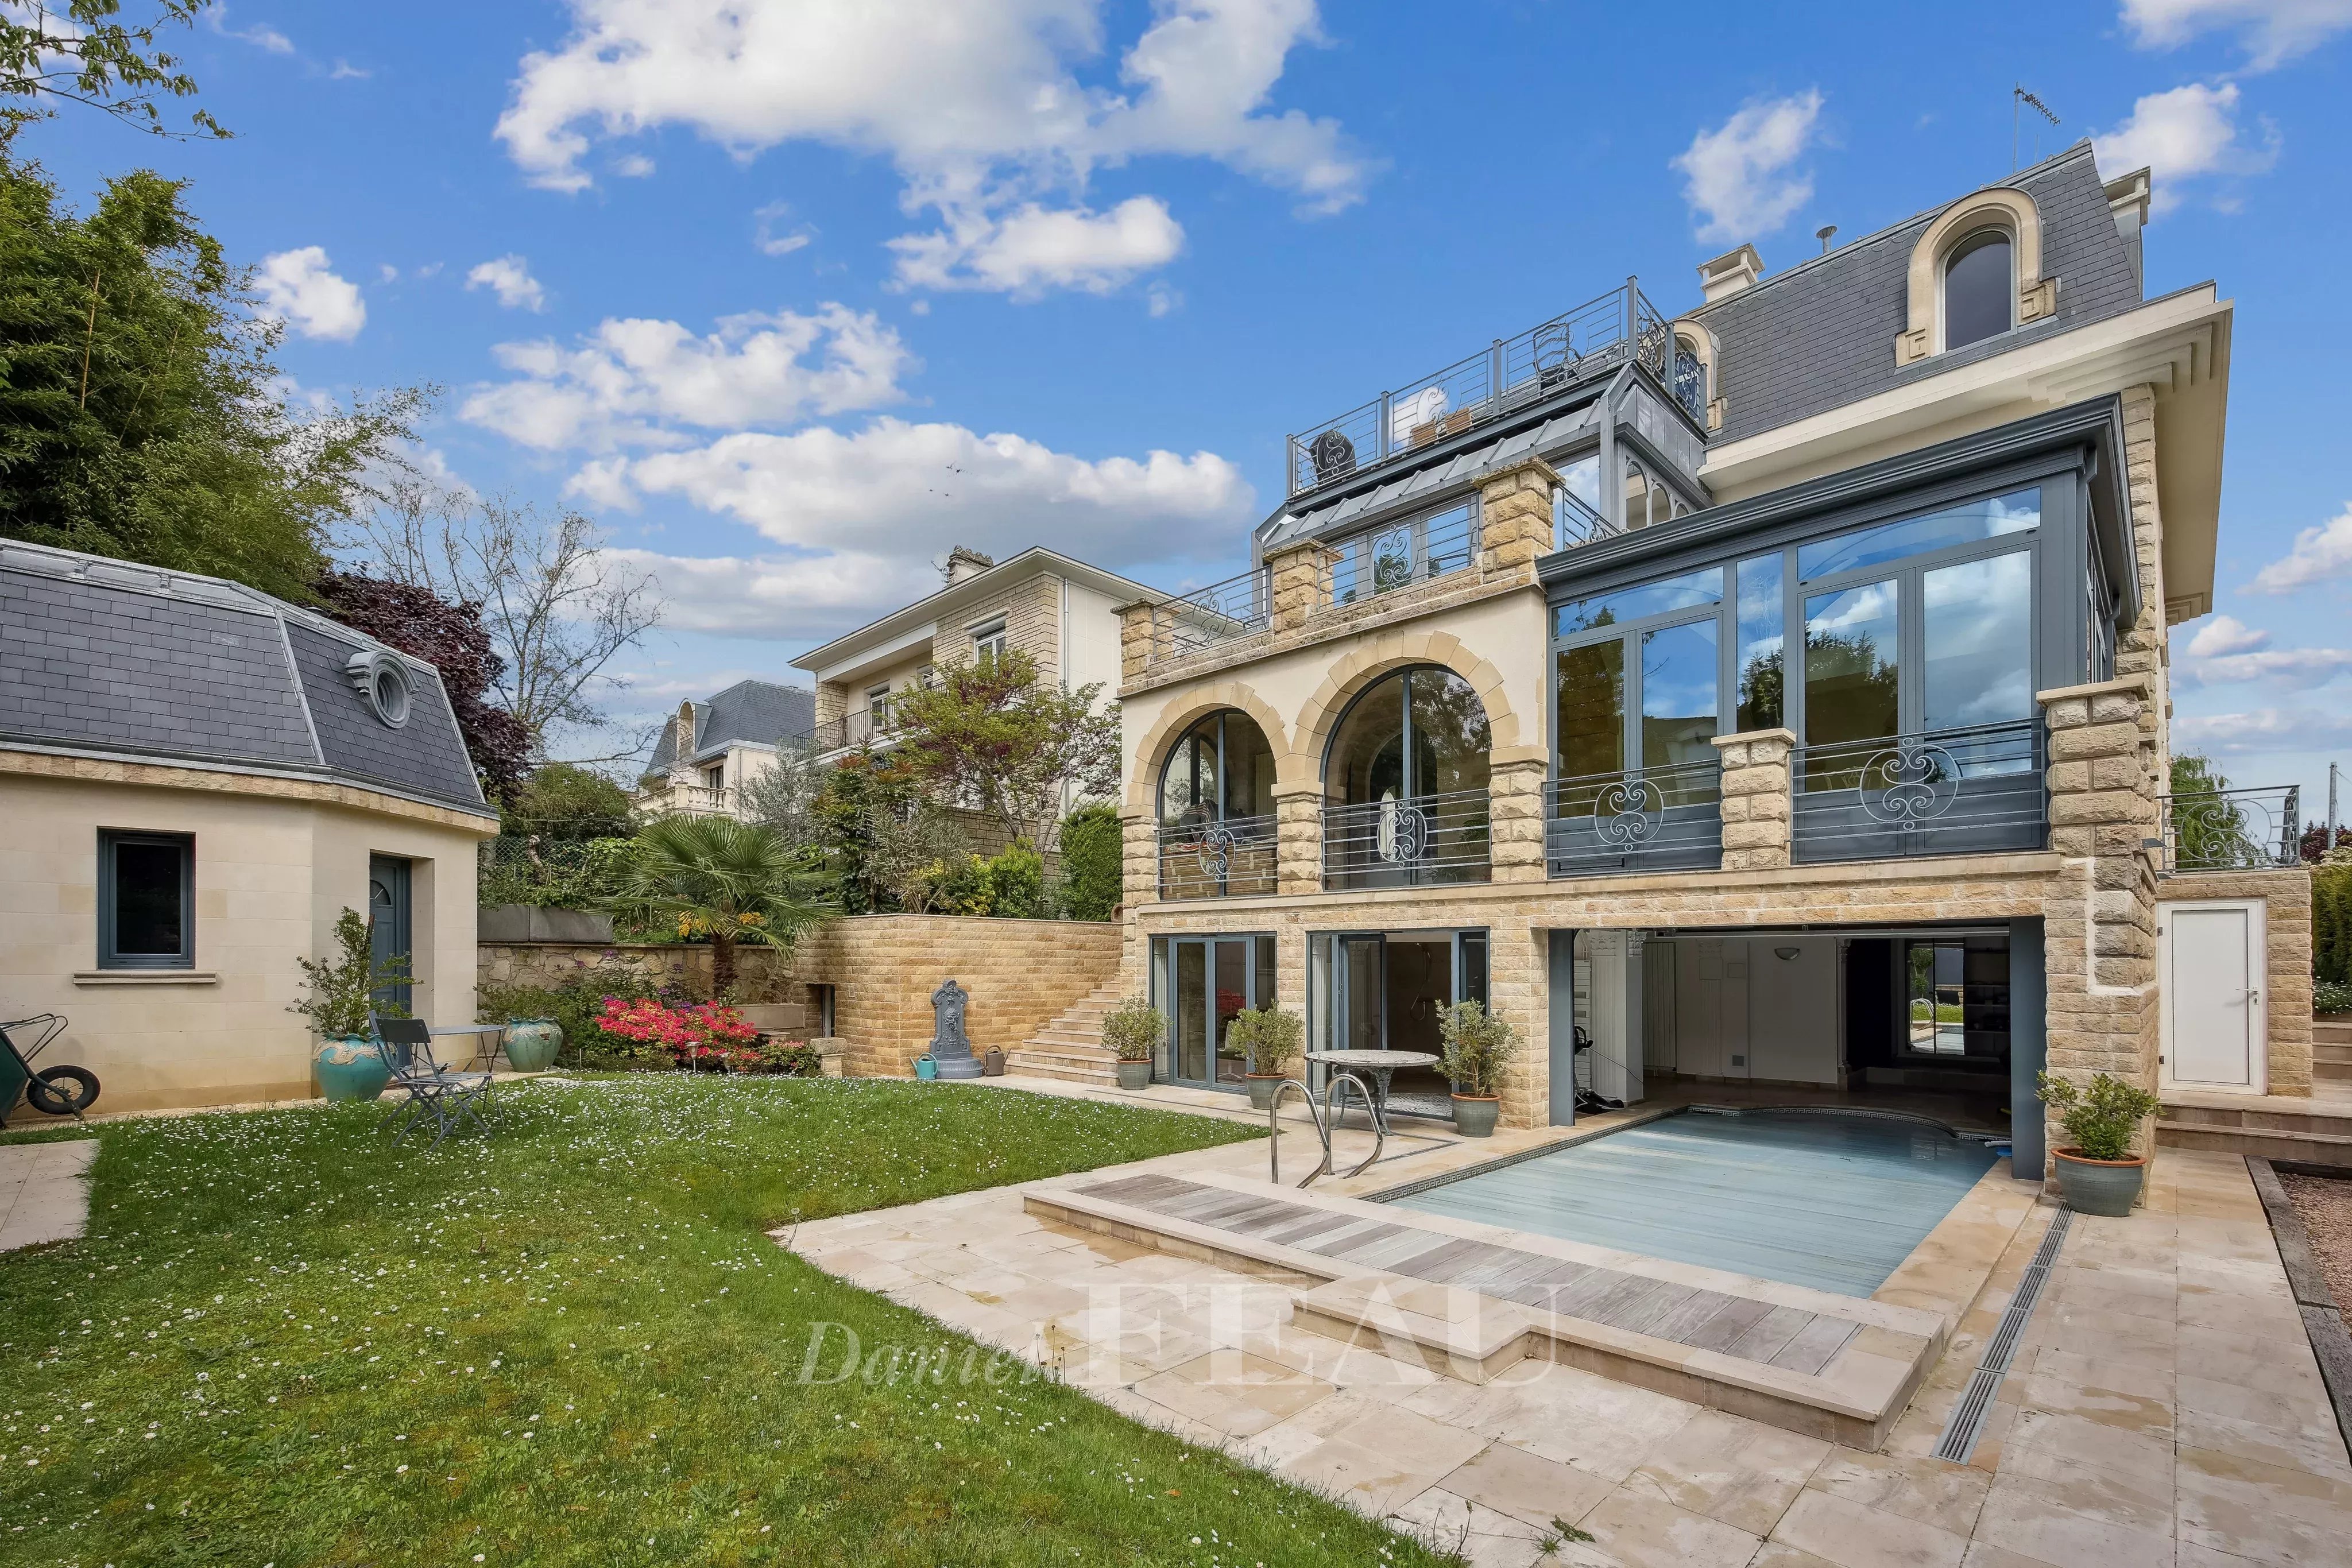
[783,1112,2352,1567]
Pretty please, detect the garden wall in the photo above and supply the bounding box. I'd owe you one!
[477,914,1121,1077]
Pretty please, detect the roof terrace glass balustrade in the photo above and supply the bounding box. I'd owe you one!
[1286,282,1694,497]
[1132,564,1272,668]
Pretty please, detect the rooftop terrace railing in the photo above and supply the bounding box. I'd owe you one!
[1285,281,1697,497]
[2157,786,2301,872]
[1132,565,1272,669]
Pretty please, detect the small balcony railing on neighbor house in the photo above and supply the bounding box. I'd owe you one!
[1285,281,1701,497]
[1156,814,1279,900]
[1790,718,2047,864]
[1322,789,1491,891]
[657,783,736,816]
[1132,566,1271,669]
[2156,785,2302,872]
[813,707,897,753]
[1545,757,1723,878]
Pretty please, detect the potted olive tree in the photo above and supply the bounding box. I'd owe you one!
[1440,1000,1518,1138]
[2037,1071,2163,1216]
[1229,1006,1305,1110]
[1101,999,1163,1091]
[290,908,411,1102]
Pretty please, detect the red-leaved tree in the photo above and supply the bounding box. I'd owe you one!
[314,570,530,800]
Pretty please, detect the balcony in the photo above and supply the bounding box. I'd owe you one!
[1322,789,1491,891]
[1790,719,2046,864]
[647,782,736,818]
[1285,281,1701,498]
[813,707,897,753]
[1156,814,1279,900]
[1545,757,1723,878]
[2157,785,2302,871]
[1131,566,1271,671]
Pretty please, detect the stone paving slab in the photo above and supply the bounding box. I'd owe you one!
[0,1137,96,1251]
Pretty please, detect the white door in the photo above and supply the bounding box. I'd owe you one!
[2161,901,2266,1094]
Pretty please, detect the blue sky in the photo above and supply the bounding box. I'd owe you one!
[28,0,2352,809]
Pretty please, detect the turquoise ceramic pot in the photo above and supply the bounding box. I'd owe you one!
[504,1019,562,1073]
[315,1036,391,1102]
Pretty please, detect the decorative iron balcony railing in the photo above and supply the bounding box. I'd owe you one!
[1324,500,1479,607]
[1545,756,1723,878]
[2157,786,2301,872]
[1790,718,2046,864]
[1322,788,1491,891]
[1156,814,1279,900]
[1133,566,1272,668]
[1285,281,1696,497]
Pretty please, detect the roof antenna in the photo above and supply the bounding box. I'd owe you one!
[2013,86,2060,173]
[1815,224,1837,255]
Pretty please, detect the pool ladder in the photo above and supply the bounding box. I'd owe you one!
[1266,1073,1382,1187]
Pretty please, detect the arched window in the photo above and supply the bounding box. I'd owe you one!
[1942,229,2013,353]
[1671,332,1706,424]
[1324,667,1492,887]
[1157,710,1276,899]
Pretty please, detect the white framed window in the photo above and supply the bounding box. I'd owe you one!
[1942,228,2014,352]
[866,681,894,731]
[971,617,1009,666]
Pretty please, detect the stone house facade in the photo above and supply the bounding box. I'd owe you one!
[632,679,815,820]
[1109,144,2300,1175]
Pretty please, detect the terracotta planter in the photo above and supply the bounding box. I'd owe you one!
[1451,1094,1500,1138]
[2053,1146,2146,1217]
[1115,1059,1152,1091]
[1246,1072,1289,1112]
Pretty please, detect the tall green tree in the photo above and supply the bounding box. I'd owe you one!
[0,147,416,600]
[887,648,1120,854]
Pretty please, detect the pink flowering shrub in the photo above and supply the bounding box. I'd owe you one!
[595,997,762,1070]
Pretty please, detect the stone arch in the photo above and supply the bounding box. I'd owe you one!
[1125,682,1293,813]
[1290,633,1521,790]
[1894,187,2052,365]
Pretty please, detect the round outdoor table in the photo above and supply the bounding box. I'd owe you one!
[1304,1049,1438,1133]
[431,1023,509,1072]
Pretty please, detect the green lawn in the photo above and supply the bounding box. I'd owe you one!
[0,1079,1457,1566]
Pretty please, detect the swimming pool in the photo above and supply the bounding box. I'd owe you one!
[1388,1109,2000,1298]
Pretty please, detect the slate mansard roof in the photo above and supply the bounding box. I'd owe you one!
[645,679,815,775]
[0,541,490,814]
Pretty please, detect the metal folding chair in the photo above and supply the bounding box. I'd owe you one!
[373,1017,494,1147]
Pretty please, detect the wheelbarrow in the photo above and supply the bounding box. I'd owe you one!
[0,1015,100,1126]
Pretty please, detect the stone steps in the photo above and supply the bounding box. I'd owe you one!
[1005,986,1124,1086]
[2157,1091,2352,1167]
[2314,1019,2352,1044]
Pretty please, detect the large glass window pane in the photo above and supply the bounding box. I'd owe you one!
[1554,455,1605,548]
[1218,715,1275,821]
[1175,942,1208,1081]
[1556,566,1722,637]
[1214,939,1248,1083]
[1407,668,1492,796]
[1923,551,2033,729]
[1641,620,1720,769]
[1621,458,1653,533]
[1555,638,1626,780]
[1735,553,1785,731]
[1943,231,2013,352]
[1342,937,1383,1052]
[112,840,184,958]
[1160,729,1210,828]
[1804,580,1901,748]
[1328,672,1407,804]
[1797,489,2038,580]
[1457,932,1489,1008]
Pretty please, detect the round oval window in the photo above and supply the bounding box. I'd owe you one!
[373,667,410,726]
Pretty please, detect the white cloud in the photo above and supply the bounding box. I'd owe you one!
[2186,613,2270,656]
[604,547,943,638]
[753,202,815,257]
[459,303,914,451]
[2175,706,2352,753]
[2246,503,2352,594]
[1673,90,1824,244]
[887,196,1183,296]
[253,247,366,341]
[1147,282,1180,317]
[210,6,293,53]
[579,417,1254,609]
[613,154,656,178]
[493,0,1368,295]
[466,254,549,312]
[330,59,370,80]
[2093,83,2277,212]
[2121,0,2352,69]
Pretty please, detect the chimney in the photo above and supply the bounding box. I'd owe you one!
[1696,243,1764,303]
[944,545,995,586]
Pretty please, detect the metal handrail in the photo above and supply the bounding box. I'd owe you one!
[1135,566,1271,667]
[2157,785,2301,871]
[1322,787,1492,889]
[1266,1072,1382,1186]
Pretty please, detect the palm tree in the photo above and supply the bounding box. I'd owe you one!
[610,816,835,997]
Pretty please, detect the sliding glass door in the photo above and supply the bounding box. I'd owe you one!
[1154,933,1276,1090]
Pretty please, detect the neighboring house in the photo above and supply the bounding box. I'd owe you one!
[633,679,816,820]
[794,545,1152,758]
[0,541,500,1113]
[1111,145,2307,1166]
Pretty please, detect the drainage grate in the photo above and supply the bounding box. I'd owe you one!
[1933,1208,2072,1464]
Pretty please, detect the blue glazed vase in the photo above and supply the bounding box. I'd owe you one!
[504,1019,562,1073]
[315,1036,391,1102]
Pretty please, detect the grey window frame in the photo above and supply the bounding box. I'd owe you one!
[1546,454,2113,789]
[97,828,195,971]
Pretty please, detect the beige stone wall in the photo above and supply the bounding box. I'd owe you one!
[791,915,1123,1077]
[1134,851,2062,1131]
[1,767,494,1113]
[477,941,802,1004]
[2157,868,2315,1095]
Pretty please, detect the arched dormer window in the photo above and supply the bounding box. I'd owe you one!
[1895,188,2055,366]
[1669,323,1722,432]
[1943,229,2013,351]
